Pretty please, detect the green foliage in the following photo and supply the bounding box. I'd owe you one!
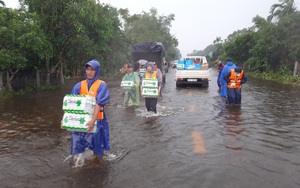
[249,71,300,87]
[207,0,300,83]
[224,30,256,65]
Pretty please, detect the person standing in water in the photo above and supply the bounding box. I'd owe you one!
[224,66,247,104]
[69,59,110,159]
[140,63,162,113]
[219,58,237,97]
[215,60,225,91]
[122,64,140,107]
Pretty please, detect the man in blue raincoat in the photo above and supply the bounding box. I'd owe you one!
[70,59,110,158]
[219,59,237,97]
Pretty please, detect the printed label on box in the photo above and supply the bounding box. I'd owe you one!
[142,88,158,98]
[121,81,134,88]
[142,79,158,88]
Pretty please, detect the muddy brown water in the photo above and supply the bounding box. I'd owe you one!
[0,68,300,188]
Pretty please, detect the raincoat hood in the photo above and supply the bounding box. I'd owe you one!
[85,59,100,84]
[146,62,155,73]
[226,61,234,66]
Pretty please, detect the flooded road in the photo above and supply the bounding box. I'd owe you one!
[1,68,300,188]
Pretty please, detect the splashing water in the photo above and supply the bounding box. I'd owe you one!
[135,105,184,118]
[63,149,96,168]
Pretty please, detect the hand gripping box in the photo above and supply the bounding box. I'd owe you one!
[61,112,97,133]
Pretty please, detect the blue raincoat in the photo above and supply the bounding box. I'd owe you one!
[70,59,110,157]
[219,61,236,97]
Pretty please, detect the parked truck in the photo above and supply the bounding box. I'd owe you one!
[131,42,166,84]
[175,56,210,87]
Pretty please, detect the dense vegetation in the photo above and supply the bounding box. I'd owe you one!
[0,0,180,93]
[1,0,299,95]
[189,0,300,86]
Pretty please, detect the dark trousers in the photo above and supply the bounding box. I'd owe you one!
[227,88,242,104]
[145,98,157,113]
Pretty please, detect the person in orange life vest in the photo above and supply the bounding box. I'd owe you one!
[224,67,247,104]
[70,59,110,158]
[140,62,162,113]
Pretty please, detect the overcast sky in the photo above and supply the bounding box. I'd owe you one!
[4,0,300,56]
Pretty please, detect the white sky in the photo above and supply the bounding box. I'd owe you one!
[4,0,300,56]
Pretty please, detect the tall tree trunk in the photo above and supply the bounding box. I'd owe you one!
[6,69,19,92]
[46,58,51,85]
[293,61,299,76]
[6,71,12,92]
[60,60,65,85]
[0,71,3,91]
[36,69,41,87]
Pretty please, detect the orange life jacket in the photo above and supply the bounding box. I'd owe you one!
[227,69,244,89]
[79,80,105,119]
[145,71,157,79]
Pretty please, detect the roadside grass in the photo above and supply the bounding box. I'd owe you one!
[249,72,300,87]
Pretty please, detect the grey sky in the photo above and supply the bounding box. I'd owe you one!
[4,0,300,56]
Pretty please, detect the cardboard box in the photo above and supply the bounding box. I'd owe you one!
[142,79,158,88]
[62,94,95,114]
[142,87,158,98]
[61,112,97,133]
[121,81,134,89]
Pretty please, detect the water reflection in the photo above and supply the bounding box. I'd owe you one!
[66,160,111,187]
[218,104,246,150]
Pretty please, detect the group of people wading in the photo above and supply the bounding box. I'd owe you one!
[121,61,162,113]
[65,58,246,164]
[215,58,247,104]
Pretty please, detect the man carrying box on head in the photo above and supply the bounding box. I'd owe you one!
[140,62,162,113]
[121,63,140,107]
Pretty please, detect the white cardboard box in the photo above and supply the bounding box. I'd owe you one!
[61,112,97,133]
[142,87,158,98]
[142,79,158,88]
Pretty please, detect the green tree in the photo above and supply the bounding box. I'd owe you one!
[0,8,28,91]
[268,0,296,22]
[0,0,5,6]
[224,30,256,65]
[22,0,127,84]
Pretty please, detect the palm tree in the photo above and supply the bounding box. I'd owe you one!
[0,0,5,6]
[268,0,296,22]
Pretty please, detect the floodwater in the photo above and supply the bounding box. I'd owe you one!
[0,68,300,188]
